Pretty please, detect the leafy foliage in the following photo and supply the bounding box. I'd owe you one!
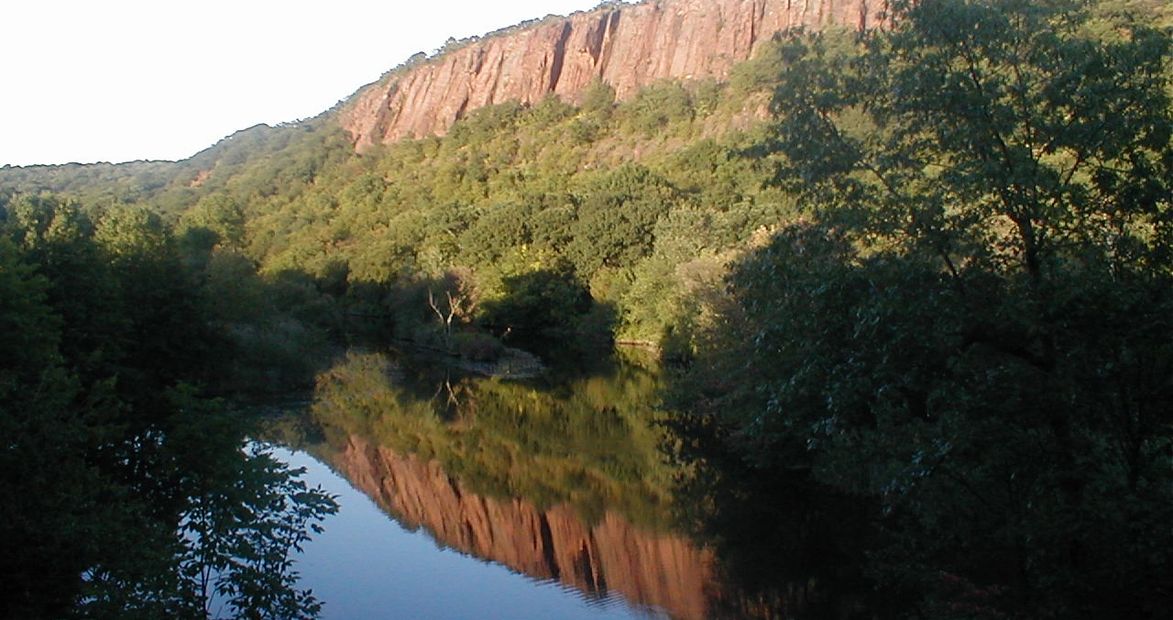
[676,1,1173,617]
[2,2,1169,615]
[0,197,337,618]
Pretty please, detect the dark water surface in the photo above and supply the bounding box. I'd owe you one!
[267,349,724,619]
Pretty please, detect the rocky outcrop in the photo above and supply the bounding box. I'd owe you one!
[341,0,887,150]
[332,434,719,619]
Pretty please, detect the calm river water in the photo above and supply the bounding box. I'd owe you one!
[266,348,726,619]
[276,447,662,619]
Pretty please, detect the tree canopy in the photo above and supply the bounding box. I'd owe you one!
[677,1,1173,617]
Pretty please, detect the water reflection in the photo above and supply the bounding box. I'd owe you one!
[310,350,677,532]
[266,348,873,619]
[276,447,652,620]
[329,435,715,620]
[282,349,727,619]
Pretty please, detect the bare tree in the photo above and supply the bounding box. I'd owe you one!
[428,288,463,347]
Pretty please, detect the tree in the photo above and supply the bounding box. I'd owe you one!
[681,1,1173,617]
[1,196,129,384]
[1,194,338,618]
[95,205,221,402]
[480,261,592,340]
[427,270,477,347]
[770,0,1171,280]
[565,164,678,274]
[179,193,246,250]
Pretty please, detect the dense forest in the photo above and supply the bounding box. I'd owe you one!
[671,1,1173,617]
[1,0,1170,618]
[0,194,337,618]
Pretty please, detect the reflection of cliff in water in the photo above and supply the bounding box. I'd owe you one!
[277,349,876,619]
[303,350,731,619]
[327,433,717,620]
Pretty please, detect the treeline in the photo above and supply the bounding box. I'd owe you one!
[2,5,1169,365]
[0,195,336,618]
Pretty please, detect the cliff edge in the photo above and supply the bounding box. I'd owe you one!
[340,0,886,150]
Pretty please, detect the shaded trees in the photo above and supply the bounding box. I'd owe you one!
[0,196,338,618]
[675,1,1173,617]
[480,262,595,341]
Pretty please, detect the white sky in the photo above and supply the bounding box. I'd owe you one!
[0,0,613,166]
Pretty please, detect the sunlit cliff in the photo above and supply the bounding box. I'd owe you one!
[340,0,886,149]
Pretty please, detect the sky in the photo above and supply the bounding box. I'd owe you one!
[0,0,615,166]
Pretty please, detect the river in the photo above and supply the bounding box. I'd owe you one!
[262,348,734,619]
[276,447,662,619]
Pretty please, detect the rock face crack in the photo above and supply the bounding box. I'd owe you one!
[597,9,623,78]
[454,95,471,123]
[549,21,573,92]
[488,53,507,103]
[340,0,885,150]
[586,13,609,64]
[370,83,397,147]
[538,513,561,580]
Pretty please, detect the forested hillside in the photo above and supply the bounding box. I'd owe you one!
[2,36,800,358]
[2,2,1167,360]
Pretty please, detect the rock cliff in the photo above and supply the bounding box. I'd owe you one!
[340,0,887,150]
[332,434,719,619]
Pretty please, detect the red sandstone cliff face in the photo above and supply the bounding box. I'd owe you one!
[340,0,886,150]
[332,434,719,620]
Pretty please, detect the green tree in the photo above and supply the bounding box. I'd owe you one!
[177,193,247,269]
[565,164,678,274]
[480,261,592,340]
[1,196,127,382]
[680,1,1173,617]
[770,0,1171,279]
[579,78,616,119]
[621,81,695,136]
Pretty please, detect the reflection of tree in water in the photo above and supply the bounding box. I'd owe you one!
[74,394,339,620]
[309,349,676,530]
[664,410,894,620]
[3,388,338,619]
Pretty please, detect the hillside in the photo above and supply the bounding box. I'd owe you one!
[1,0,1169,353]
[1,0,883,207]
[2,0,887,349]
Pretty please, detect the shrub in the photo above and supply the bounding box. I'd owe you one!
[452,331,503,362]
